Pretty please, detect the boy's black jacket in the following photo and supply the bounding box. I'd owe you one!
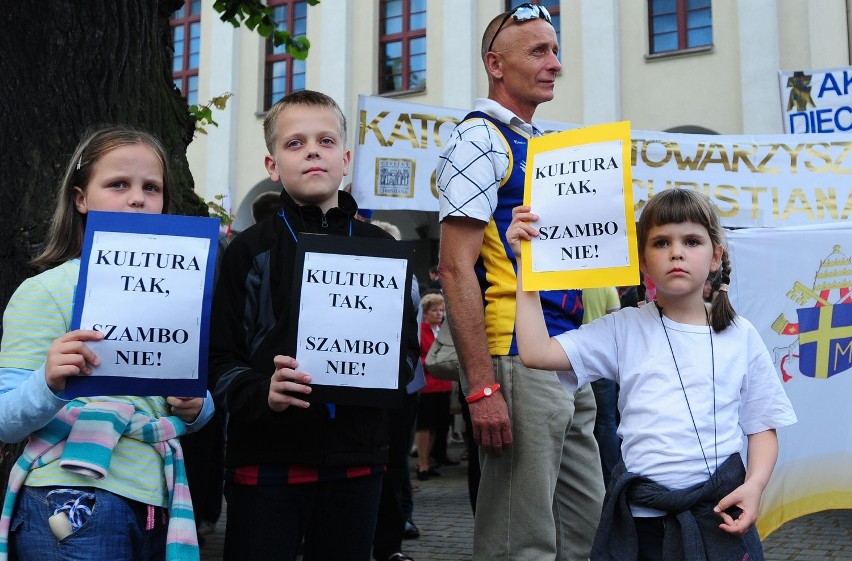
[208,188,419,468]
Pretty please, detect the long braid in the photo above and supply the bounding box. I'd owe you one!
[709,248,736,331]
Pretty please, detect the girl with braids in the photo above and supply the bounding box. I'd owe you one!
[506,189,796,561]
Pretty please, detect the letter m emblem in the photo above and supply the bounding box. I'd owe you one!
[796,303,852,379]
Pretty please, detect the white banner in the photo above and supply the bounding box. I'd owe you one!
[352,95,571,212]
[778,66,852,134]
[727,222,852,536]
[352,95,465,212]
[630,130,852,227]
[352,96,852,228]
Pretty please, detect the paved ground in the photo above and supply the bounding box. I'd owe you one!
[200,444,852,560]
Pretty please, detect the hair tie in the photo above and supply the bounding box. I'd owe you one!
[717,284,729,293]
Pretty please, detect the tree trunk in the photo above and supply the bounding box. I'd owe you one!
[0,0,206,499]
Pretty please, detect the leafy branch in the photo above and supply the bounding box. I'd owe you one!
[204,193,234,227]
[188,92,234,136]
[212,0,319,59]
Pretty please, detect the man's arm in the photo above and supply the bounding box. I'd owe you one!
[439,216,511,453]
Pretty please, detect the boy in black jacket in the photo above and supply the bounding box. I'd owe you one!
[209,90,418,561]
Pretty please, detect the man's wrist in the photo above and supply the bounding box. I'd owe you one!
[465,383,501,403]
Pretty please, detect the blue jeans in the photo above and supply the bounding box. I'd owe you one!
[10,486,167,561]
[224,473,383,561]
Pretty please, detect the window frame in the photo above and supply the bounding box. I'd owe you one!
[170,0,202,106]
[647,0,713,56]
[378,0,427,95]
[264,0,308,109]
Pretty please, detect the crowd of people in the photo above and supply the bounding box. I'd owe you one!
[0,4,796,561]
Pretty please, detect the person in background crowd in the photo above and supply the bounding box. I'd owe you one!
[427,265,441,290]
[370,219,422,561]
[250,190,282,224]
[414,293,452,481]
[581,287,622,487]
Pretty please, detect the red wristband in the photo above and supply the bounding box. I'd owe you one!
[465,383,501,403]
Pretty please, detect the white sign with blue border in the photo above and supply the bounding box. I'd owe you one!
[68,211,219,398]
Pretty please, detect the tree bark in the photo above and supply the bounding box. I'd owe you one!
[0,0,206,321]
[0,0,206,500]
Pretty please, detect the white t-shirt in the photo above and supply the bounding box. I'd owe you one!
[555,302,796,512]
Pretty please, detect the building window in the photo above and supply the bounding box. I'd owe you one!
[265,0,308,109]
[171,0,202,106]
[379,0,427,94]
[508,0,561,54]
[648,0,712,54]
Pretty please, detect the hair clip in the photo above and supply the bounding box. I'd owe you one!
[76,157,82,171]
[717,284,729,292]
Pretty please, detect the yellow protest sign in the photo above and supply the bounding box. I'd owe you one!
[521,121,639,291]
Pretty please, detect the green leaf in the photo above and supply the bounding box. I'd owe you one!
[245,14,262,30]
[271,29,292,47]
[212,0,317,58]
[211,93,233,110]
[288,36,311,59]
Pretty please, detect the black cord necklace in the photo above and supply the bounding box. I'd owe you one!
[658,303,718,480]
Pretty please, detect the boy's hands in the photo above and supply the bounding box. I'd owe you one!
[506,205,539,258]
[167,396,204,423]
[45,330,104,393]
[268,355,312,412]
[714,481,763,535]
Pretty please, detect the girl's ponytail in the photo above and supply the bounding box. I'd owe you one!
[709,249,736,331]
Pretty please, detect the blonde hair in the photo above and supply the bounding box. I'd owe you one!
[370,219,401,241]
[31,125,171,272]
[421,292,445,315]
[636,189,735,331]
[263,90,347,154]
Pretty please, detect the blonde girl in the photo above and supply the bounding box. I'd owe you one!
[0,125,214,561]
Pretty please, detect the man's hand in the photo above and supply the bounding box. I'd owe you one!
[469,390,512,453]
[268,355,312,412]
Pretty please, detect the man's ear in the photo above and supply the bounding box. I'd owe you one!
[484,51,503,80]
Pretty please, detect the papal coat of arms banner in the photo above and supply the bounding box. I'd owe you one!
[728,222,852,536]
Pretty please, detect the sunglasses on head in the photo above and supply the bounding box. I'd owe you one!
[487,3,553,53]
